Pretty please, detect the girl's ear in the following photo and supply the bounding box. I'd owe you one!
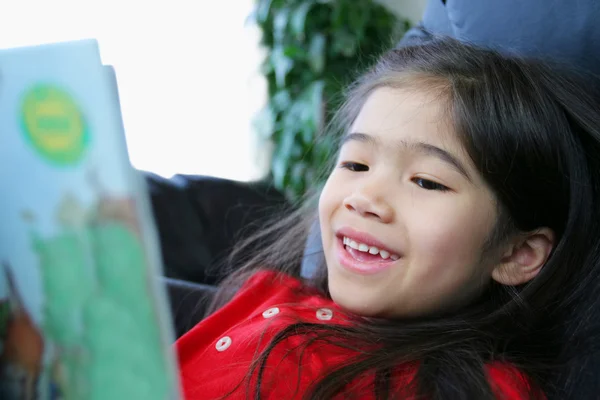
[491,228,555,286]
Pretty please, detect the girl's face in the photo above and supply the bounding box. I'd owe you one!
[319,87,499,318]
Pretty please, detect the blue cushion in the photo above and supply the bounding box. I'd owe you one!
[405,0,600,75]
[300,219,324,278]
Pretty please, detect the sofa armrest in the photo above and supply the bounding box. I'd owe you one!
[145,171,290,285]
[163,276,216,339]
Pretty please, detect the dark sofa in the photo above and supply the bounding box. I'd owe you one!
[147,172,290,285]
[147,172,291,337]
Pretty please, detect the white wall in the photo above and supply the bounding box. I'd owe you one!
[377,0,427,24]
[1,0,266,181]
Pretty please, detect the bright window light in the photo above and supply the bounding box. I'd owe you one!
[1,0,268,181]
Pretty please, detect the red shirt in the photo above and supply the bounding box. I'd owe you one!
[176,270,537,399]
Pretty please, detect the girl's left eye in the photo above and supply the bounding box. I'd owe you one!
[339,162,369,172]
[412,177,450,192]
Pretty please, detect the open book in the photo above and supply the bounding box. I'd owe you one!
[0,40,180,399]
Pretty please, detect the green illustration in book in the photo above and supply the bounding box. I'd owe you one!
[4,173,170,399]
[21,84,90,166]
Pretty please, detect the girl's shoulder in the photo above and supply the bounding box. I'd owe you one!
[176,270,345,399]
[486,362,545,399]
[235,269,324,305]
[239,269,303,292]
[176,269,333,360]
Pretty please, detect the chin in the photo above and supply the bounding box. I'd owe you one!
[326,263,392,318]
[328,285,385,318]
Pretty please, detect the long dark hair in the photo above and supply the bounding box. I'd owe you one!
[209,38,600,399]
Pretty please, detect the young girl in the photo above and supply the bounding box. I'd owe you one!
[176,38,600,399]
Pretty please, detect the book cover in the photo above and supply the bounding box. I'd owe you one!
[0,40,180,400]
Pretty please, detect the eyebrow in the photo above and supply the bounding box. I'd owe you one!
[341,132,472,182]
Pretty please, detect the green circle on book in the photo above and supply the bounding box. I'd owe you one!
[21,84,90,166]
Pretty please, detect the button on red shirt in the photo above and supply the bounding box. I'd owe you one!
[176,270,538,399]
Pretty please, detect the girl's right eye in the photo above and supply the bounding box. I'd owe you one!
[339,162,369,172]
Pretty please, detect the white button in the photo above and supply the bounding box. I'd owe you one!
[215,336,232,352]
[262,307,280,318]
[316,308,333,321]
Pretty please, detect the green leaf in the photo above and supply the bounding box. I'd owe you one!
[282,107,300,133]
[260,57,274,75]
[290,162,307,192]
[255,0,274,24]
[271,90,292,112]
[272,127,299,191]
[331,30,357,57]
[310,80,325,133]
[315,135,336,168]
[291,2,313,41]
[292,140,304,158]
[308,34,326,74]
[283,44,305,59]
[348,3,368,38]
[272,151,289,190]
[304,166,316,186]
[271,46,293,87]
[331,1,344,30]
[301,126,314,146]
[278,124,297,160]
[297,80,325,143]
[252,106,276,139]
[273,7,291,42]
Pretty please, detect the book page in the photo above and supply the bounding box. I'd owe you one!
[0,40,180,400]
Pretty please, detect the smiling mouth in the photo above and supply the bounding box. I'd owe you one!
[335,235,401,275]
[342,236,400,261]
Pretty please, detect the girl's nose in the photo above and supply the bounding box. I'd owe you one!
[343,191,394,223]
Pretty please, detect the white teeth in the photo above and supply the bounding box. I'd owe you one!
[342,236,400,261]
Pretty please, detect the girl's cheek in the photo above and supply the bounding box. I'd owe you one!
[319,174,343,218]
[407,203,479,260]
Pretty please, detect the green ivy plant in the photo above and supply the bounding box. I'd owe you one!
[252,0,410,201]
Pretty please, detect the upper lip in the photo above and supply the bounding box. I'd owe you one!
[335,226,402,255]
